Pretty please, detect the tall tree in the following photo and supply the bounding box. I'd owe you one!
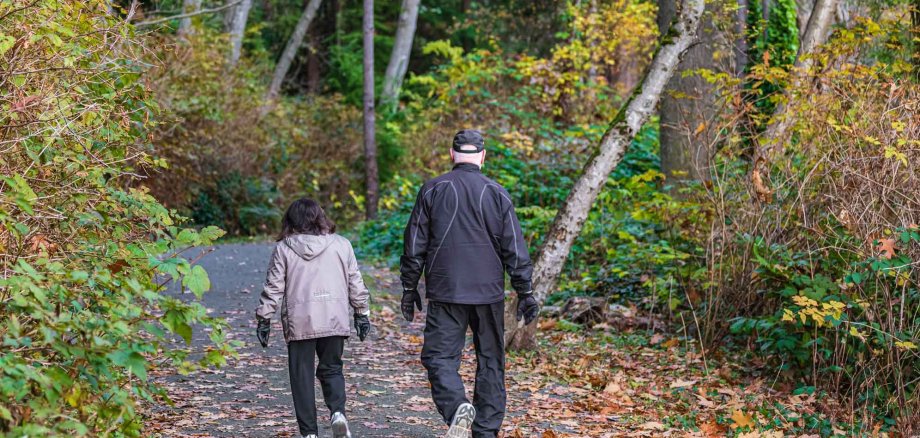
[177,0,202,38]
[658,0,720,182]
[914,0,920,82]
[227,0,254,67]
[264,0,324,103]
[503,0,706,350]
[755,0,839,157]
[363,0,379,219]
[380,0,421,108]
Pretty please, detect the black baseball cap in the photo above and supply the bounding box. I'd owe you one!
[452,129,485,154]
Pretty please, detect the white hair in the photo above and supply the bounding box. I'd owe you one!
[452,144,484,165]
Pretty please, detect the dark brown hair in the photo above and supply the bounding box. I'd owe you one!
[277,198,336,241]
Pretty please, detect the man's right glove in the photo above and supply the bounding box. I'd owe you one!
[516,293,539,325]
[256,316,271,348]
[401,289,423,321]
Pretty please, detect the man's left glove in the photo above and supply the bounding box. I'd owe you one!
[516,293,539,325]
[256,316,271,348]
[354,313,371,341]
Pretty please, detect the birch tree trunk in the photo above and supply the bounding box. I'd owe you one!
[227,0,254,67]
[363,0,379,219]
[503,0,705,350]
[178,0,202,38]
[380,0,420,109]
[264,0,323,104]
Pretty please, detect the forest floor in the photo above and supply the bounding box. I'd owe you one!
[144,243,844,437]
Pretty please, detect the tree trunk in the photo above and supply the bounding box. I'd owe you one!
[380,0,421,109]
[228,0,254,67]
[363,0,379,220]
[306,28,322,94]
[756,0,837,161]
[752,0,837,200]
[264,0,323,103]
[586,0,598,84]
[178,0,202,38]
[913,0,920,82]
[735,0,749,74]
[796,0,815,40]
[658,0,719,182]
[503,0,705,350]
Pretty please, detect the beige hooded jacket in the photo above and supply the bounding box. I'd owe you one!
[255,234,370,342]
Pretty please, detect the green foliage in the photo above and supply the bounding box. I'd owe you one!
[746,0,800,117]
[747,0,799,67]
[0,2,231,434]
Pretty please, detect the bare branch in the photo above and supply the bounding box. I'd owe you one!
[135,0,241,27]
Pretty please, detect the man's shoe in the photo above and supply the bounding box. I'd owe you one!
[446,403,476,438]
[331,412,352,438]
[302,435,317,438]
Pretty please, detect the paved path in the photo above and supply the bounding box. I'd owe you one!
[147,243,533,437]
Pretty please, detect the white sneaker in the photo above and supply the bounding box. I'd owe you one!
[331,412,352,438]
[302,435,317,438]
[446,402,476,438]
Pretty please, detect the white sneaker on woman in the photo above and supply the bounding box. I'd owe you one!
[331,412,352,438]
[446,402,476,438]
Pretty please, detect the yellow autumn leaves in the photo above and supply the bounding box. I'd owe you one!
[781,295,845,327]
[783,295,918,351]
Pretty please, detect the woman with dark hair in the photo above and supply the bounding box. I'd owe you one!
[255,198,371,438]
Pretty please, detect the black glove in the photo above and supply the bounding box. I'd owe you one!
[516,293,539,325]
[354,313,371,341]
[401,289,423,321]
[256,317,271,348]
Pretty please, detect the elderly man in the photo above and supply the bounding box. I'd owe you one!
[400,129,539,438]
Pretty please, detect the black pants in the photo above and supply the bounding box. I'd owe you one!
[288,336,347,436]
[421,300,506,438]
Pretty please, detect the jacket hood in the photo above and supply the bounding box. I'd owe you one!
[284,234,336,261]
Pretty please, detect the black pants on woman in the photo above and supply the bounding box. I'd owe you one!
[288,336,347,436]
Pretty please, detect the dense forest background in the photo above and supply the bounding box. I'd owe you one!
[1,0,919,435]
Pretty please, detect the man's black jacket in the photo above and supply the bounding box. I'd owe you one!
[400,162,533,305]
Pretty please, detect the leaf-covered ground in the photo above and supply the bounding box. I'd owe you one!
[144,243,849,437]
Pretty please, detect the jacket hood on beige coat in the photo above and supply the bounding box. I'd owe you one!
[255,233,370,342]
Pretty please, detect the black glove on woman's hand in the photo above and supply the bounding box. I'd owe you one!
[401,289,423,322]
[256,317,271,348]
[516,293,540,325]
[354,314,371,341]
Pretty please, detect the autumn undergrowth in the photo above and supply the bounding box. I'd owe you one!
[0,3,233,435]
[523,319,864,437]
[679,17,920,433]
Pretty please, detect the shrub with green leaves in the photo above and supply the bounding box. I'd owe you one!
[0,2,231,435]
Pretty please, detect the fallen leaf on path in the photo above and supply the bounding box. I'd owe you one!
[362,422,388,429]
[669,379,697,389]
[730,409,755,429]
[639,421,666,430]
[603,381,621,394]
